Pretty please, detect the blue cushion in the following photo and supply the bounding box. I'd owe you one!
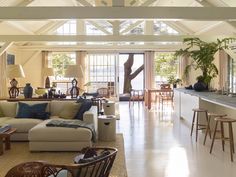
[16,102,49,120]
[74,99,92,120]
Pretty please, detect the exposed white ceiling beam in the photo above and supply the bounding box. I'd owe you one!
[141,0,157,6]
[163,21,194,34]
[18,0,34,7]
[0,34,231,42]
[76,0,93,6]
[35,21,68,34]
[1,7,236,20]
[17,44,182,51]
[112,0,124,7]
[194,21,224,35]
[0,42,13,56]
[87,20,112,35]
[120,21,144,34]
[195,0,236,32]
[4,21,35,34]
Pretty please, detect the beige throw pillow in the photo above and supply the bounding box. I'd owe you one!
[59,103,81,119]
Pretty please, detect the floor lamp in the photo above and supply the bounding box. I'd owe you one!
[65,65,84,98]
[43,68,54,88]
[6,64,25,98]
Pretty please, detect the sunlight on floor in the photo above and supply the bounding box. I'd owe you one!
[165,147,189,177]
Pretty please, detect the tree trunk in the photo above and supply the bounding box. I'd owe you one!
[123,54,144,93]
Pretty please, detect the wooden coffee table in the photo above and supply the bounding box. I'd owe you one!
[0,128,17,155]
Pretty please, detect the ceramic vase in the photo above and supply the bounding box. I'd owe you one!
[23,83,33,98]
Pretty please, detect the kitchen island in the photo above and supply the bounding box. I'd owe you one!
[174,88,236,133]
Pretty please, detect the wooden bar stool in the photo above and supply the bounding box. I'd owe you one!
[210,117,236,162]
[191,108,211,142]
[203,113,227,145]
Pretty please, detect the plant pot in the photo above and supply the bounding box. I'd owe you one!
[23,83,33,98]
[193,81,207,92]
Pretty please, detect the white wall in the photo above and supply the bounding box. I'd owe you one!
[7,45,43,90]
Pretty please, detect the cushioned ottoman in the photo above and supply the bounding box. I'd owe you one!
[29,119,93,151]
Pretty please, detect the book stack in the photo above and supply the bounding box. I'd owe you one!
[0,124,11,133]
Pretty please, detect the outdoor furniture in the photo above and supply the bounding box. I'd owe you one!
[5,147,118,177]
[97,87,110,98]
[129,89,144,107]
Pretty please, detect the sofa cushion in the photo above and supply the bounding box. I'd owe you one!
[74,99,92,120]
[16,102,48,120]
[0,117,14,126]
[0,107,4,117]
[50,101,78,116]
[0,102,17,117]
[59,102,81,119]
[4,118,43,133]
[29,119,92,142]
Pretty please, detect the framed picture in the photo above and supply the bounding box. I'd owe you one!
[7,54,15,65]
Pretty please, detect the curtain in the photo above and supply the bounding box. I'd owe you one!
[0,52,8,98]
[144,51,155,89]
[219,50,229,90]
[178,55,189,85]
[41,51,49,87]
[76,51,87,91]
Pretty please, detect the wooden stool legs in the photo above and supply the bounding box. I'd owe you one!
[210,118,236,162]
[191,109,210,142]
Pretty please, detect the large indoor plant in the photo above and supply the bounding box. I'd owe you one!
[175,37,235,89]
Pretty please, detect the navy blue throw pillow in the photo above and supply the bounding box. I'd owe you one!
[16,102,49,120]
[74,99,92,120]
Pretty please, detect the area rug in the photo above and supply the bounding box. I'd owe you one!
[0,133,127,177]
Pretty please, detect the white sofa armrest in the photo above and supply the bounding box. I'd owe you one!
[83,106,98,132]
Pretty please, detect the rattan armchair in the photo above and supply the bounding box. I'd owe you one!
[5,147,118,177]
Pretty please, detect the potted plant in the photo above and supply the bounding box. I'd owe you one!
[175,37,235,90]
[167,75,182,88]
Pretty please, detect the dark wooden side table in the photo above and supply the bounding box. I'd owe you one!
[0,128,17,155]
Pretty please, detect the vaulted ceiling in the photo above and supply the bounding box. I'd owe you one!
[0,0,236,51]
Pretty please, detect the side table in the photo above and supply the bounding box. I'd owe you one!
[103,101,115,116]
[0,128,17,155]
[98,115,116,141]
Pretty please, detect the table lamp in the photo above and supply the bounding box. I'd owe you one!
[43,67,54,88]
[65,65,84,98]
[6,64,25,98]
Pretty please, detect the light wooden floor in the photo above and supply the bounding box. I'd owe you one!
[117,102,236,177]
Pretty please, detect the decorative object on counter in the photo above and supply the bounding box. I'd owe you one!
[6,64,25,98]
[167,75,182,88]
[175,37,235,89]
[185,85,193,90]
[43,67,54,88]
[193,76,207,92]
[65,65,84,98]
[23,83,33,98]
[35,88,47,97]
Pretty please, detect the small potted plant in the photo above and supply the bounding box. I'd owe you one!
[168,75,182,88]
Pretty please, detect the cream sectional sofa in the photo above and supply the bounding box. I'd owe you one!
[0,100,97,151]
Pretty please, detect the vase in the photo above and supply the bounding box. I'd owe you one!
[193,81,207,92]
[23,83,33,98]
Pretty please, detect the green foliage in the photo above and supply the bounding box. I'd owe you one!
[167,75,182,84]
[51,53,75,79]
[175,37,235,84]
[154,53,178,78]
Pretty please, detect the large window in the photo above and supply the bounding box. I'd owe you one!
[154,53,178,86]
[48,52,76,94]
[87,53,118,95]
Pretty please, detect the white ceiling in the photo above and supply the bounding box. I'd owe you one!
[0,0,236,51]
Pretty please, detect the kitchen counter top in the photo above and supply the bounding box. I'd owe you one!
[175,88,236,110]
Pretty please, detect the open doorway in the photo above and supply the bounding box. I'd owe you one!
[119,53,144,100]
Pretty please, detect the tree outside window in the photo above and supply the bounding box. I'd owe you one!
[154,53,178,84]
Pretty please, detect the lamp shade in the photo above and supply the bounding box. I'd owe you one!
[6,64,25,78]
[65,65,84,78]
[43,68,54,76]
